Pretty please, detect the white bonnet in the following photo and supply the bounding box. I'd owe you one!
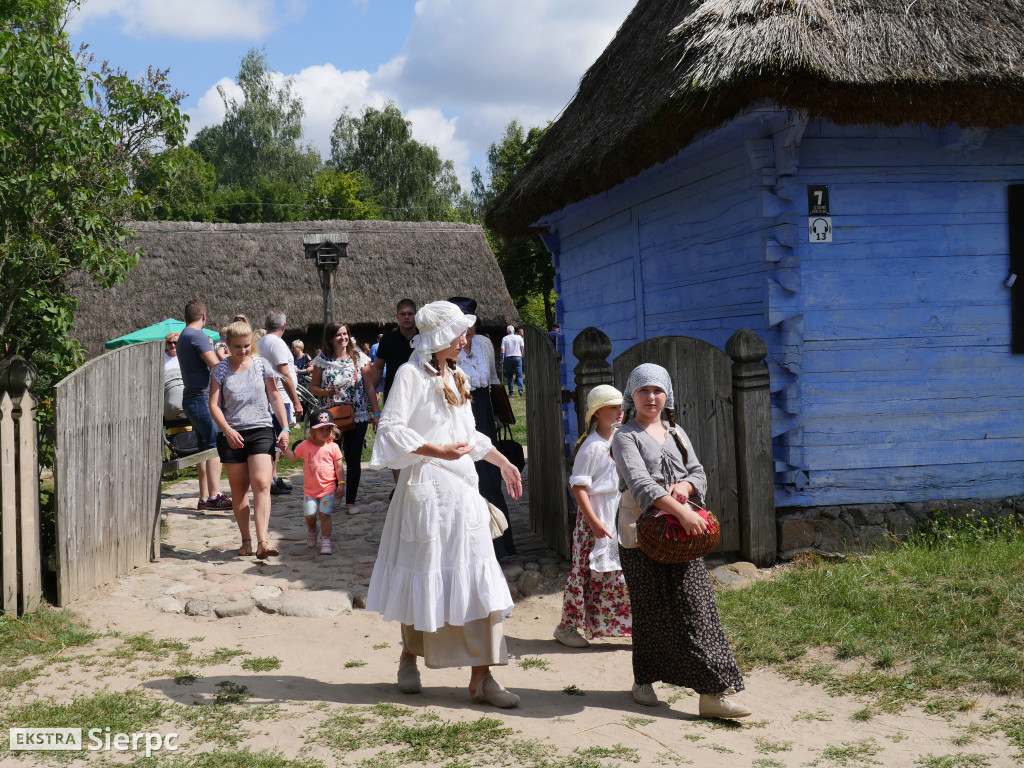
[412,301,476,355]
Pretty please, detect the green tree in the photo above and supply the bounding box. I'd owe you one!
[330,101,465,221]
[189,48,321,222]
[0,0,187,455]
[476,120,554,327]
[136,146,216,221]
[305,168,381,221]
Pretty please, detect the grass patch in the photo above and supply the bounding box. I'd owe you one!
[794,708,833,722]
[192,647,250,666]
[518,656,551,671]
[173,670,200,685]
[754,736,793,753]
[343,659,367,668]
[753,761,787,768]
[914,755,991,768]
[373,642,390,650]
[718,513,1024,710]
[810,737,883,767]
[0,607,97,689]
[241,656,282,672]
[0,688,166,737]
[623,715,655,727]
[562,684,585,696]
[313,704,513,766]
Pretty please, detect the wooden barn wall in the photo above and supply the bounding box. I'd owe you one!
[776,121,1024,506]
[548,120,767,446]
[542,113,1024,508]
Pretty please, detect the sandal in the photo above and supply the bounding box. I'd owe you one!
[238,540,253,557]
[255,541,279,559]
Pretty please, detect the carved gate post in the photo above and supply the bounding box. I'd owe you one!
[729,327,774,569]
[726,329,775,565]
[572,327,614,435]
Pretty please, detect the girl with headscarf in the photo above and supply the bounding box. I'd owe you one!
[366,300,524,709]
[611,363,751,718]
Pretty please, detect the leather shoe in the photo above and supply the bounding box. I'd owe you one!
[396,655,421,694]
[470,673,519,708]
[699,692,752,718]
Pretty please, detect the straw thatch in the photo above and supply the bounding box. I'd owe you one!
[69,220,519,358]
[487,0,1024,238]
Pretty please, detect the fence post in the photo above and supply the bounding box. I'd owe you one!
[1,394,16,614]
[17,392,42,613]
[726,328,776,565]
[572,327,614,435]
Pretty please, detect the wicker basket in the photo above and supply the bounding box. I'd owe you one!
[637,504,720,564]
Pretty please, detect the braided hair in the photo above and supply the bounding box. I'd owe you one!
[427,354,472,406]
[572,416,598,457]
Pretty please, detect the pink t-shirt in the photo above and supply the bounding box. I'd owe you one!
[293,440,343,498]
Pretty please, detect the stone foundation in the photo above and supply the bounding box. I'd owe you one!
[776,495,1024,560]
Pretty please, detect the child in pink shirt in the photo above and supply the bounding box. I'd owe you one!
[283,407,344,554]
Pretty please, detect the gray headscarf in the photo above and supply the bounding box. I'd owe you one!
[622,363,675,419]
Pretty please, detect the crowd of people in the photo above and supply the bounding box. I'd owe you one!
[162,298,750,719]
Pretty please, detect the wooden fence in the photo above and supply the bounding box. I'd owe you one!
[0,390,42,615]
[54,341,163,605]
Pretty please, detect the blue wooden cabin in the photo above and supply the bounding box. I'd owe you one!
[488,0,1024,511]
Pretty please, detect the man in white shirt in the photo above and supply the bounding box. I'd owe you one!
[258,309,303,494]
[500,325,525,396]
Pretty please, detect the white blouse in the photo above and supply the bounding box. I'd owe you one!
[456,334,500,390]
[570,430,623,572]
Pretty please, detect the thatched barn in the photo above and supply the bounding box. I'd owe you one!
[70,220,519,358]
[487,0,1024,536]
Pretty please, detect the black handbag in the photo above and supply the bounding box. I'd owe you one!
[494,424,525,472]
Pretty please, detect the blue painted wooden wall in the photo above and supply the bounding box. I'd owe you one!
[538,108,1024,508]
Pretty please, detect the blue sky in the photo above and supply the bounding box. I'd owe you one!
[67,0,634,188]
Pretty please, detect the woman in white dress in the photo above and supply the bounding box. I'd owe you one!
[367,300,524,708]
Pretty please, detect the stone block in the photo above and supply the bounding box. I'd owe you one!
[215,599,255,618]
[277,590,352,617]
[777,519,815,552]
[250,585,283,601]
[148,597,183,614]
[184,599,213,616]
[847,506,886,526]
[501,564,524,582]
[540,562,560,578]
[711,567,740,587]
[885,510,916,539]
[858,525,888,550]
[256,598,284,614]
[816,518,854,554]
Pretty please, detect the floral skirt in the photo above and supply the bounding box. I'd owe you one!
[618,547,743,693]
[558,511,632,639]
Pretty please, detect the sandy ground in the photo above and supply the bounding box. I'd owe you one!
[3,468,1021,767]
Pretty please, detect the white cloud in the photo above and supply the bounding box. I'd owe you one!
[67,0,285,40]
[372,0,632,177]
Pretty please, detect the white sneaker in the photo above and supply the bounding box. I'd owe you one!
[699,692,752,718]
[631,683,659,706]
[346,506,360,515]
[553,624,590,648]
[319,538,332,555]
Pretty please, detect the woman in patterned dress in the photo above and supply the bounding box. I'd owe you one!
[611,363,751,718]
[554,385,632,647]
[310,321,379,515]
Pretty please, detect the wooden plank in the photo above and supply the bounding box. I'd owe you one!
[524,325,570,559]
[1,394,17,614]
[162,448,218,476]
[17,393,42,613]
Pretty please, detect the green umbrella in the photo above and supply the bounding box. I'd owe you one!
[104,319,218,350]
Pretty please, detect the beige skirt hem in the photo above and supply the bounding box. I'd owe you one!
[401,610,508,669]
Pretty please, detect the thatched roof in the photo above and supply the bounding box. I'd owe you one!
[488,0,1024,238]
[70,220,519,358]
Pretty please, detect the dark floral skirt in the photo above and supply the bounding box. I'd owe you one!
[618,547,744,693]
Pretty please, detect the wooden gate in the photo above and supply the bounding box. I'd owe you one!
[614,337,740,553]
[55,341,164,605]
[524,325,570,558]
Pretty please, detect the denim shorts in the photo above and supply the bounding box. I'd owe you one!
[216,426,276,464]
[304,494,335,517]
[182,393,218,451]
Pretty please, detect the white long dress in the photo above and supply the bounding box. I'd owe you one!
[366,357,513,665]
